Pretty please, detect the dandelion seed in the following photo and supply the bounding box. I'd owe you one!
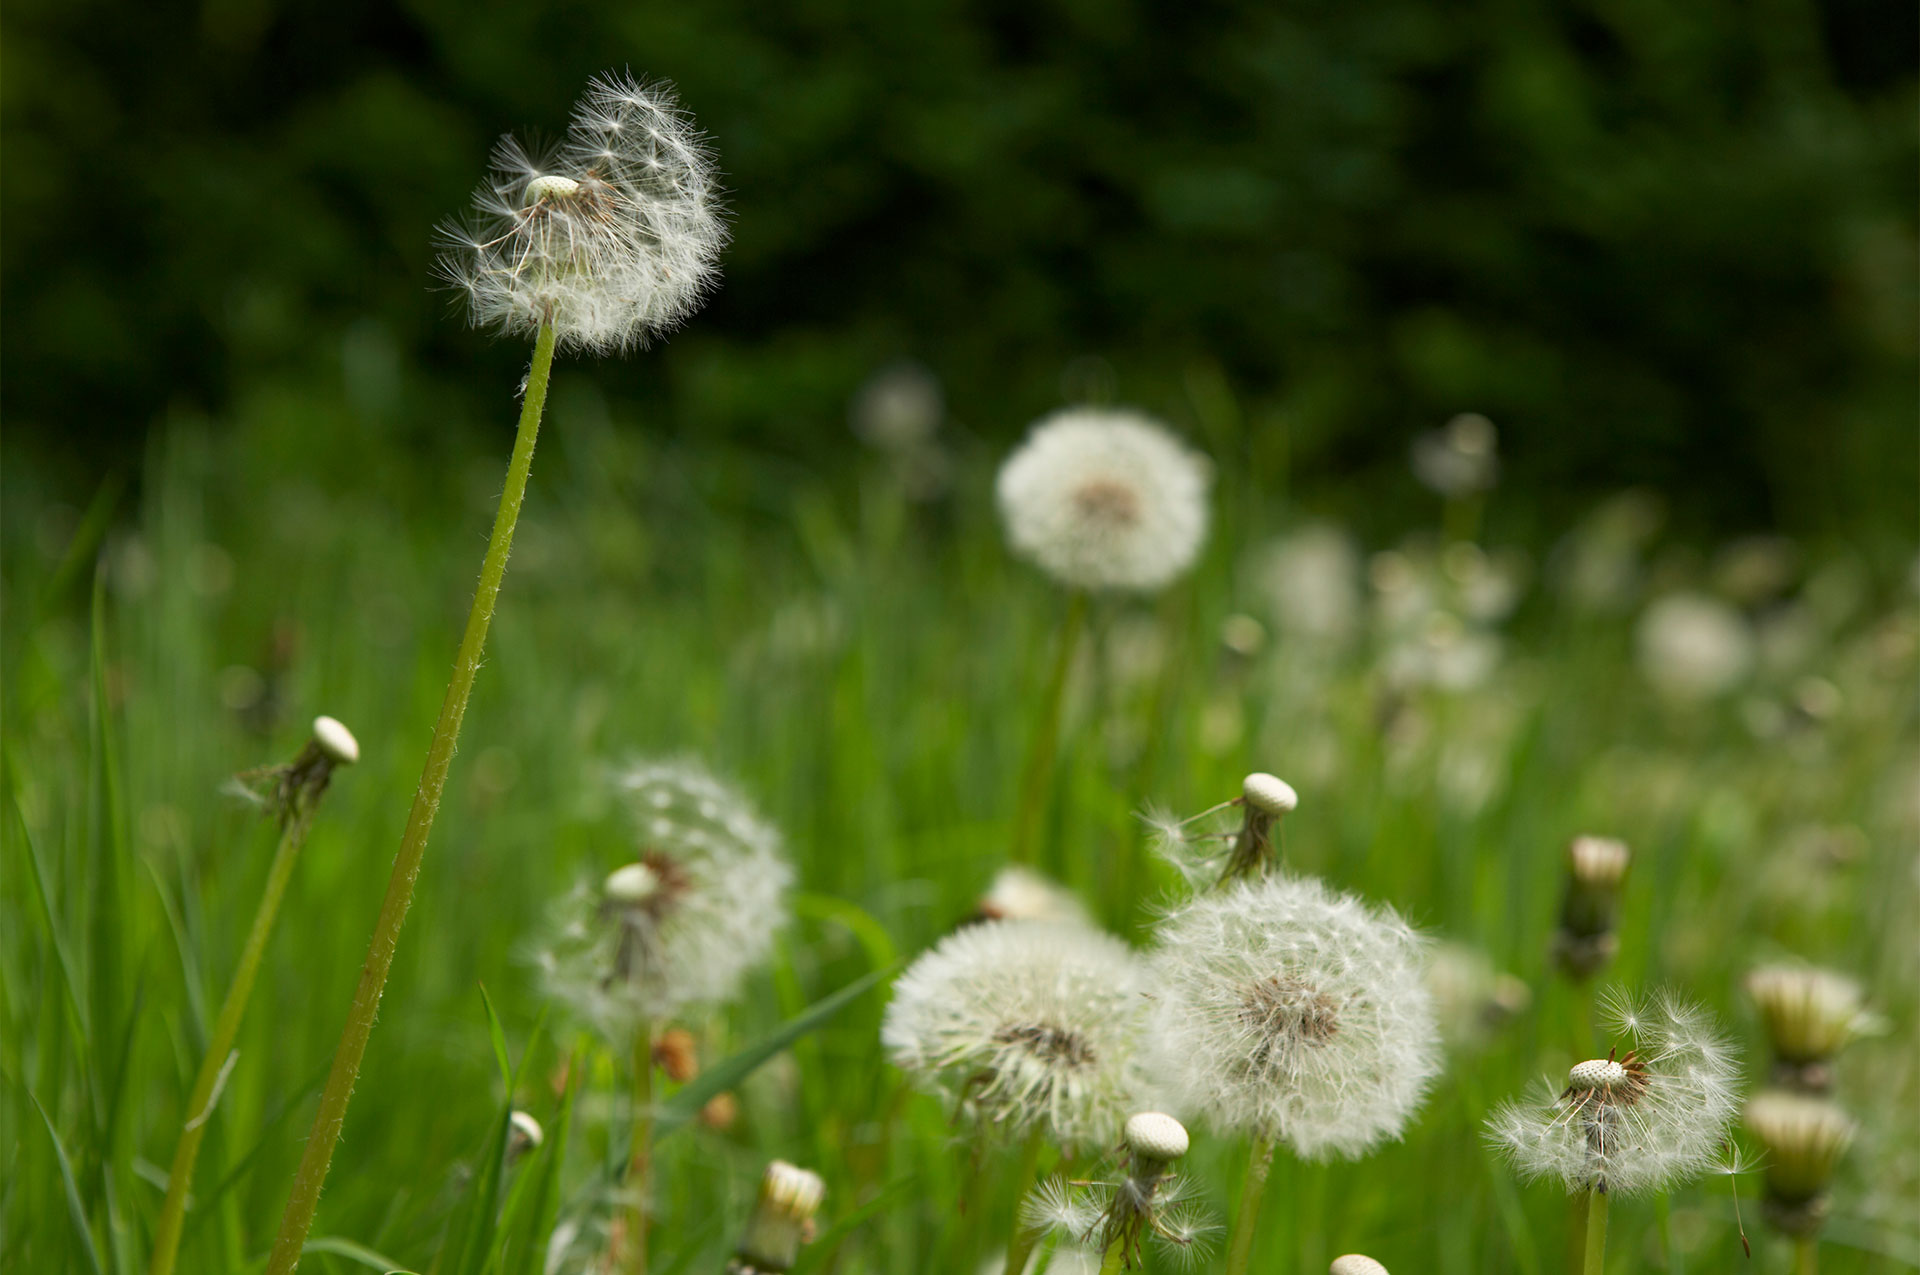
[437,72,727,354]
[883,920,1150,1152]
[996,407,1211,593]
[536,759,789,1031]
[1487,991,1741,1195]
[1745,1092,1855,1239]
[1145,874,1440,1158]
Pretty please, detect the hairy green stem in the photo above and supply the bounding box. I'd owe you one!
[149,806,319,1275]
[625,1019,655,1275]
[1000,1132,1049,1275]
[264,322,557,1274]
[1223,1137,1276,1275]
[1010,591,1087,867]
[1582,1189,1608,1275]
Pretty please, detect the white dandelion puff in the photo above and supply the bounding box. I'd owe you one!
[1144,874,1441,1158]
[974,865,1094,927]
[996,407,1212,593]
[535,759,788,1030]
[1636,592,1755,701]
[437,72,727,355]
[883,920,1151,1152]
[1486,990,1742,1195]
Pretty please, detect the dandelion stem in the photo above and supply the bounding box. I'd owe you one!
[1567,1191,1590,1275]
[1097,1237,1127,1275]
[1581,1189,1608,1275]
[1010,590,1087,867]
[1793,1236,1817,1275]
[264,321,557,1275]
[1000,1131,1049,1275]
[149,805,320,1275]
[1223,1136,1276,1275]
[625,1018,656,1275]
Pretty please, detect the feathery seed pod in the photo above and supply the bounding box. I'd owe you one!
[728,1161,825,1274]
[1745,1092,1855,1238]
[1552,836,1631,980]
[1746,965,1881,1093]
[1025,1112,1217,1269]
[996,407,1211,593]
[1487,991,1741,1195]
[1145,874,1440,1158]
[883,920,1151,1152]
[536,759,790,1031]
[437,73,726,354]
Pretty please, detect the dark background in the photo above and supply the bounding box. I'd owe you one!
[5,0,1915,540]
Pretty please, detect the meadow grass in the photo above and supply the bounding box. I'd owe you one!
[2,385,1914,1273]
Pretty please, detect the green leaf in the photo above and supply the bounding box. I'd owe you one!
[655,965,893,1140]
[478,983,512,1087]
[302,1234,417,1272]
[28,1087,105,1275]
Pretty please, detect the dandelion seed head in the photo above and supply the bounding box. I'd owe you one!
[996,408,1211,592]
[1144,874,1440,1158]
[975,865,1093,927]
[883,920,1150,1151]
[1123,1111,1190,1164]
[536,759,787,1030]
[1242,772,1298,816]
[436,72,727,355]
[1330,1257,1390,1275]
[1486,991,1742,1195]
[311,715,360,767]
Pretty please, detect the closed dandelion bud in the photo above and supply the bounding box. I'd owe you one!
[1553,835,1630,980]
[436,73,726,354]
[729,1161,824,1274]
[883,920,1151,1153]
[1330,1257,1390,1275]
[1745,1092,1854,1238]
[1487,991,1741,1196]
[1145,875,1440,1158]
[1222,773,1298,881]
[537,760,791,1033]
[996,407,1212,593]
[652,1026,700,1083]
[1746,965,1881,1092]
[506,1110,543,1165]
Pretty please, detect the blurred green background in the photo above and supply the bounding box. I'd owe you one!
[5,0,1916,536]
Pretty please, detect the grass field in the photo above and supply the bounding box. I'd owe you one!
[3,379,1914,1274]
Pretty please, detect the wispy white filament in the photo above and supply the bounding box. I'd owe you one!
[437,72,727,353]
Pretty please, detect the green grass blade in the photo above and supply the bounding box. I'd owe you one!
[28,1086,106,1275]
[302,1234,418,1272]
[654,965,892,1140]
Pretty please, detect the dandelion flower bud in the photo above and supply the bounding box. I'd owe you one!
[729,1161,824,1274]
[1145,874,1440,1158]
[1745,1092,1854,1238]
[1487,991,1741,1195]
[311,716,360,767]
[883,920,1150,1152]
[506,1110,543,1164]
[437,72,727,354]
[538,760,790,1030]
[1746,964,1880,1091]
[1330,1257,1390,1275]
[996,407,1212,593]
[1123,1112,1190,1166]
[1553,835,1631,980]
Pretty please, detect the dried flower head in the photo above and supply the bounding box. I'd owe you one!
[1487,991,1741,1195]
[1144,874,1440,1158]
[535,759,789,1030]
[728,1161,825,1274]
[1553,836,1631,980]
[1746,965,1881,1088]
[1745,1092,1855,1237]
[973,865,1094,927]
[883,920,1150,1152]
[227,714,359,828]
[1025,1112,1216,1270]
[1329,1257,1390,1275]
[438,72,726,354]
[996,408,1212,592]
